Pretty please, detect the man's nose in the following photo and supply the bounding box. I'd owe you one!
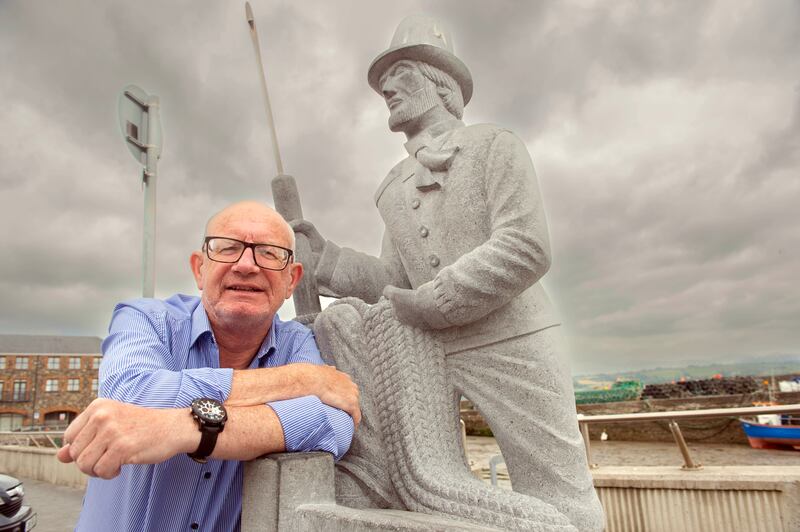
[232,247,260,273]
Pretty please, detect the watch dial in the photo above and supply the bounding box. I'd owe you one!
[197,399,226,422]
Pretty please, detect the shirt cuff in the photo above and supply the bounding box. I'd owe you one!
[268,395,347,460]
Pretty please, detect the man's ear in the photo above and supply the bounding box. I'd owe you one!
[284,262,304,299]
[190,251,205,290]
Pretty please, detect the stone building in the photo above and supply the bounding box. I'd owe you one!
[0,334,102,430]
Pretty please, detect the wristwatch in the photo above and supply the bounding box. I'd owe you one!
[188,398,227,463]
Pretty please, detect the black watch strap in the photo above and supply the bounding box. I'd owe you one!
[188,428,220,464]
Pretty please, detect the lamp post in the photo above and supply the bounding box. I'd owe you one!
[117,85,163,298]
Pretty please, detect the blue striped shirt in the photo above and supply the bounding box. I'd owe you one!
[75,294,354,532]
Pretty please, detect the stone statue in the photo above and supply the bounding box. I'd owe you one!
[292,14,604,531]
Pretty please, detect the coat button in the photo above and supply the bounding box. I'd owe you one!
[419,226,429,238]
[411,198,421,209]
[429,255,440,267]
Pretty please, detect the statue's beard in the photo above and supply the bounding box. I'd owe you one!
[388,85,440,132]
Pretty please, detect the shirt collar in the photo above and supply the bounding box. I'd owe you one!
[403,118,464,157]
[190,302,279,365]
[254,316,279,364]
[190,301,213,348]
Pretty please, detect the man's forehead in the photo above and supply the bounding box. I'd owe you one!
[206,204,289,243]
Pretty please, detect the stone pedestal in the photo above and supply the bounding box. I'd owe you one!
[242,453,495,531]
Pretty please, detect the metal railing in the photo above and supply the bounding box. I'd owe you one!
[577,403,800,469]
[0,430,65,449]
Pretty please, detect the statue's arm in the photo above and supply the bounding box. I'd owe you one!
[389,130,551,329]
[315,230,411,303]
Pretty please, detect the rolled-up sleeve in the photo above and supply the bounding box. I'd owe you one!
[268,396,354,461]
[100,304,233,408]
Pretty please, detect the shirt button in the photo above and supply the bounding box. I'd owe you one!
[429,255,440,267]
[204,472,212,479]
[411,198,421,209]
[419,226,429,238]
[191,523,199,530]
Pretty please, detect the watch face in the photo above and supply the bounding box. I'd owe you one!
[193,398,227,424]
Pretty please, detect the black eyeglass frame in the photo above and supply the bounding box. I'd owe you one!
[203,236,294,271]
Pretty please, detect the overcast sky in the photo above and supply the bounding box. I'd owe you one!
[1,0,798,374]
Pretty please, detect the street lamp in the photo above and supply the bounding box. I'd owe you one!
[117,85,163,298]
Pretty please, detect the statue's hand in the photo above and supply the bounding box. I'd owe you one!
[290,219,325,259]
[383,285,429,329]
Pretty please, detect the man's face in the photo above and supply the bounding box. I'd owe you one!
[379,60,440,131]
[190,203,302,333]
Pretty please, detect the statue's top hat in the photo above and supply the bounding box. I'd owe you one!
[367,15,473,105]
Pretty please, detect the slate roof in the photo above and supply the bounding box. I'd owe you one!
[0,334,102,355]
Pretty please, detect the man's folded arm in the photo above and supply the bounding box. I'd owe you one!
[210,398,353,462]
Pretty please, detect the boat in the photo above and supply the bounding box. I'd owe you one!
[739,417,800,450]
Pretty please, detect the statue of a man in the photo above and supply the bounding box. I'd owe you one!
[294,15,604,531]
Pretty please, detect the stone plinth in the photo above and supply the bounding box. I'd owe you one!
[242,453,495,531]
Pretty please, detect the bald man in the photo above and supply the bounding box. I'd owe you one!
[59,201,359,532]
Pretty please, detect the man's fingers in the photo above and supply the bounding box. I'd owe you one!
[63,406,91,445]
[67,413,100,463]
[350,402,362,426]
[56,444,74,463]
[74,439,108,477]
[92,449,123,480]
[329,367,361,424]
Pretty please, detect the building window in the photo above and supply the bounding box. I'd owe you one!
[67,378,80,392]
[0,382,3,397]
[45,379,59,392]
[91,378,99,394]
[93,356,102,369]
[0,413,24,431]
[47,357,60,370]
[68,357,81,370]
[0,357,5,370]
[12,381,27,401]
[16,357,29,370]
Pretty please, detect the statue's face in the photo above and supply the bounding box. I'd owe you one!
[379,60,440,132]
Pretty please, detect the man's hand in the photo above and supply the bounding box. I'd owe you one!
[300,364,361,425]
[56,399,197,480]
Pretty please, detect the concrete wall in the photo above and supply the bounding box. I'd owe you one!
[594,466,800,532]
[0,445,87,489]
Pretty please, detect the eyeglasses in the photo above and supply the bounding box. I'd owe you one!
[203,236,293,271]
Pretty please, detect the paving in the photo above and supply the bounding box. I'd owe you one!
[17,476,83,532]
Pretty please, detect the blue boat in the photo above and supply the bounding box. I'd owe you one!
[739,418,800,450]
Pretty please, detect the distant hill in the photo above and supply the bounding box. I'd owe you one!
[573,355,800,390]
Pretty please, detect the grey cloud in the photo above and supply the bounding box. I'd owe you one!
[1,0,798,375]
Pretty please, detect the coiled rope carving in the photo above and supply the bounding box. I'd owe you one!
[346,297,575,531]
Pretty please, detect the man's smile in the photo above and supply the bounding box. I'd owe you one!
[225,283,265,293]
